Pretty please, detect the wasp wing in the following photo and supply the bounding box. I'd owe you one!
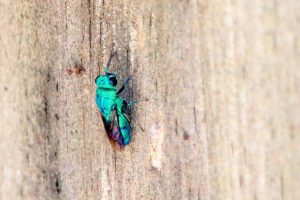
[108,109,125,145]
[109,110,119,139]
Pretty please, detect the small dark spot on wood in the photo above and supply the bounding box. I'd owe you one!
[242,66,247,79]
[26,154,29,163]
[54,176,61,194]
[56,83,59,91]
[271,127,276,139]
[290,133,294,140]
[47,70,50,82]
[66,64,86,75]
[175,119,178,136]
[54,114,59,120]
[4,86,8,91]
[183,131,190,140]
[140,126,145,132]
[193,106,198,132]
[149,12,153,28]
[164,84,168,103]
[239,174,244,188]
[44,100,48,115]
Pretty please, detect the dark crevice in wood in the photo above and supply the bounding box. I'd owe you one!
[47,69,50,83]
[88,0,92,61]
[193,106,198,133]
[54,173,62,195]
[149,10,153,30]
[44,98,48,116]
[175,119,179,136]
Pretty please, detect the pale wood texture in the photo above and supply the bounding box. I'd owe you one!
[0,0,299,200]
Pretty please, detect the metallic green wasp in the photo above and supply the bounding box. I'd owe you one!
[95,52,137,146]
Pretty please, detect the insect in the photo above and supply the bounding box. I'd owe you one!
[95,52,138,146]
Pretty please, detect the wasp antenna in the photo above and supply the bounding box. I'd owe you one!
[128,100,140,107]
[125,75,134,84]
[104,67,109,73]
[106,51,118,69]
[129,98,149,106]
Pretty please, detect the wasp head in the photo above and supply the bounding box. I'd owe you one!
[95,72,118,89]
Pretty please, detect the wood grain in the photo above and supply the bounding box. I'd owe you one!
[0,0,299,199]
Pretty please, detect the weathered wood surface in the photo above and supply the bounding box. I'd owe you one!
[0,0,299,199]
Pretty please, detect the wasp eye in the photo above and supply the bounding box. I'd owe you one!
[109,77,117,86]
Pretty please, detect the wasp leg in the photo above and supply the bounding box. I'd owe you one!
[128,98,149,107]
[103,51,117,73]
[117,76,132,95]
[128,100,140,107]
[123,113,131,122]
